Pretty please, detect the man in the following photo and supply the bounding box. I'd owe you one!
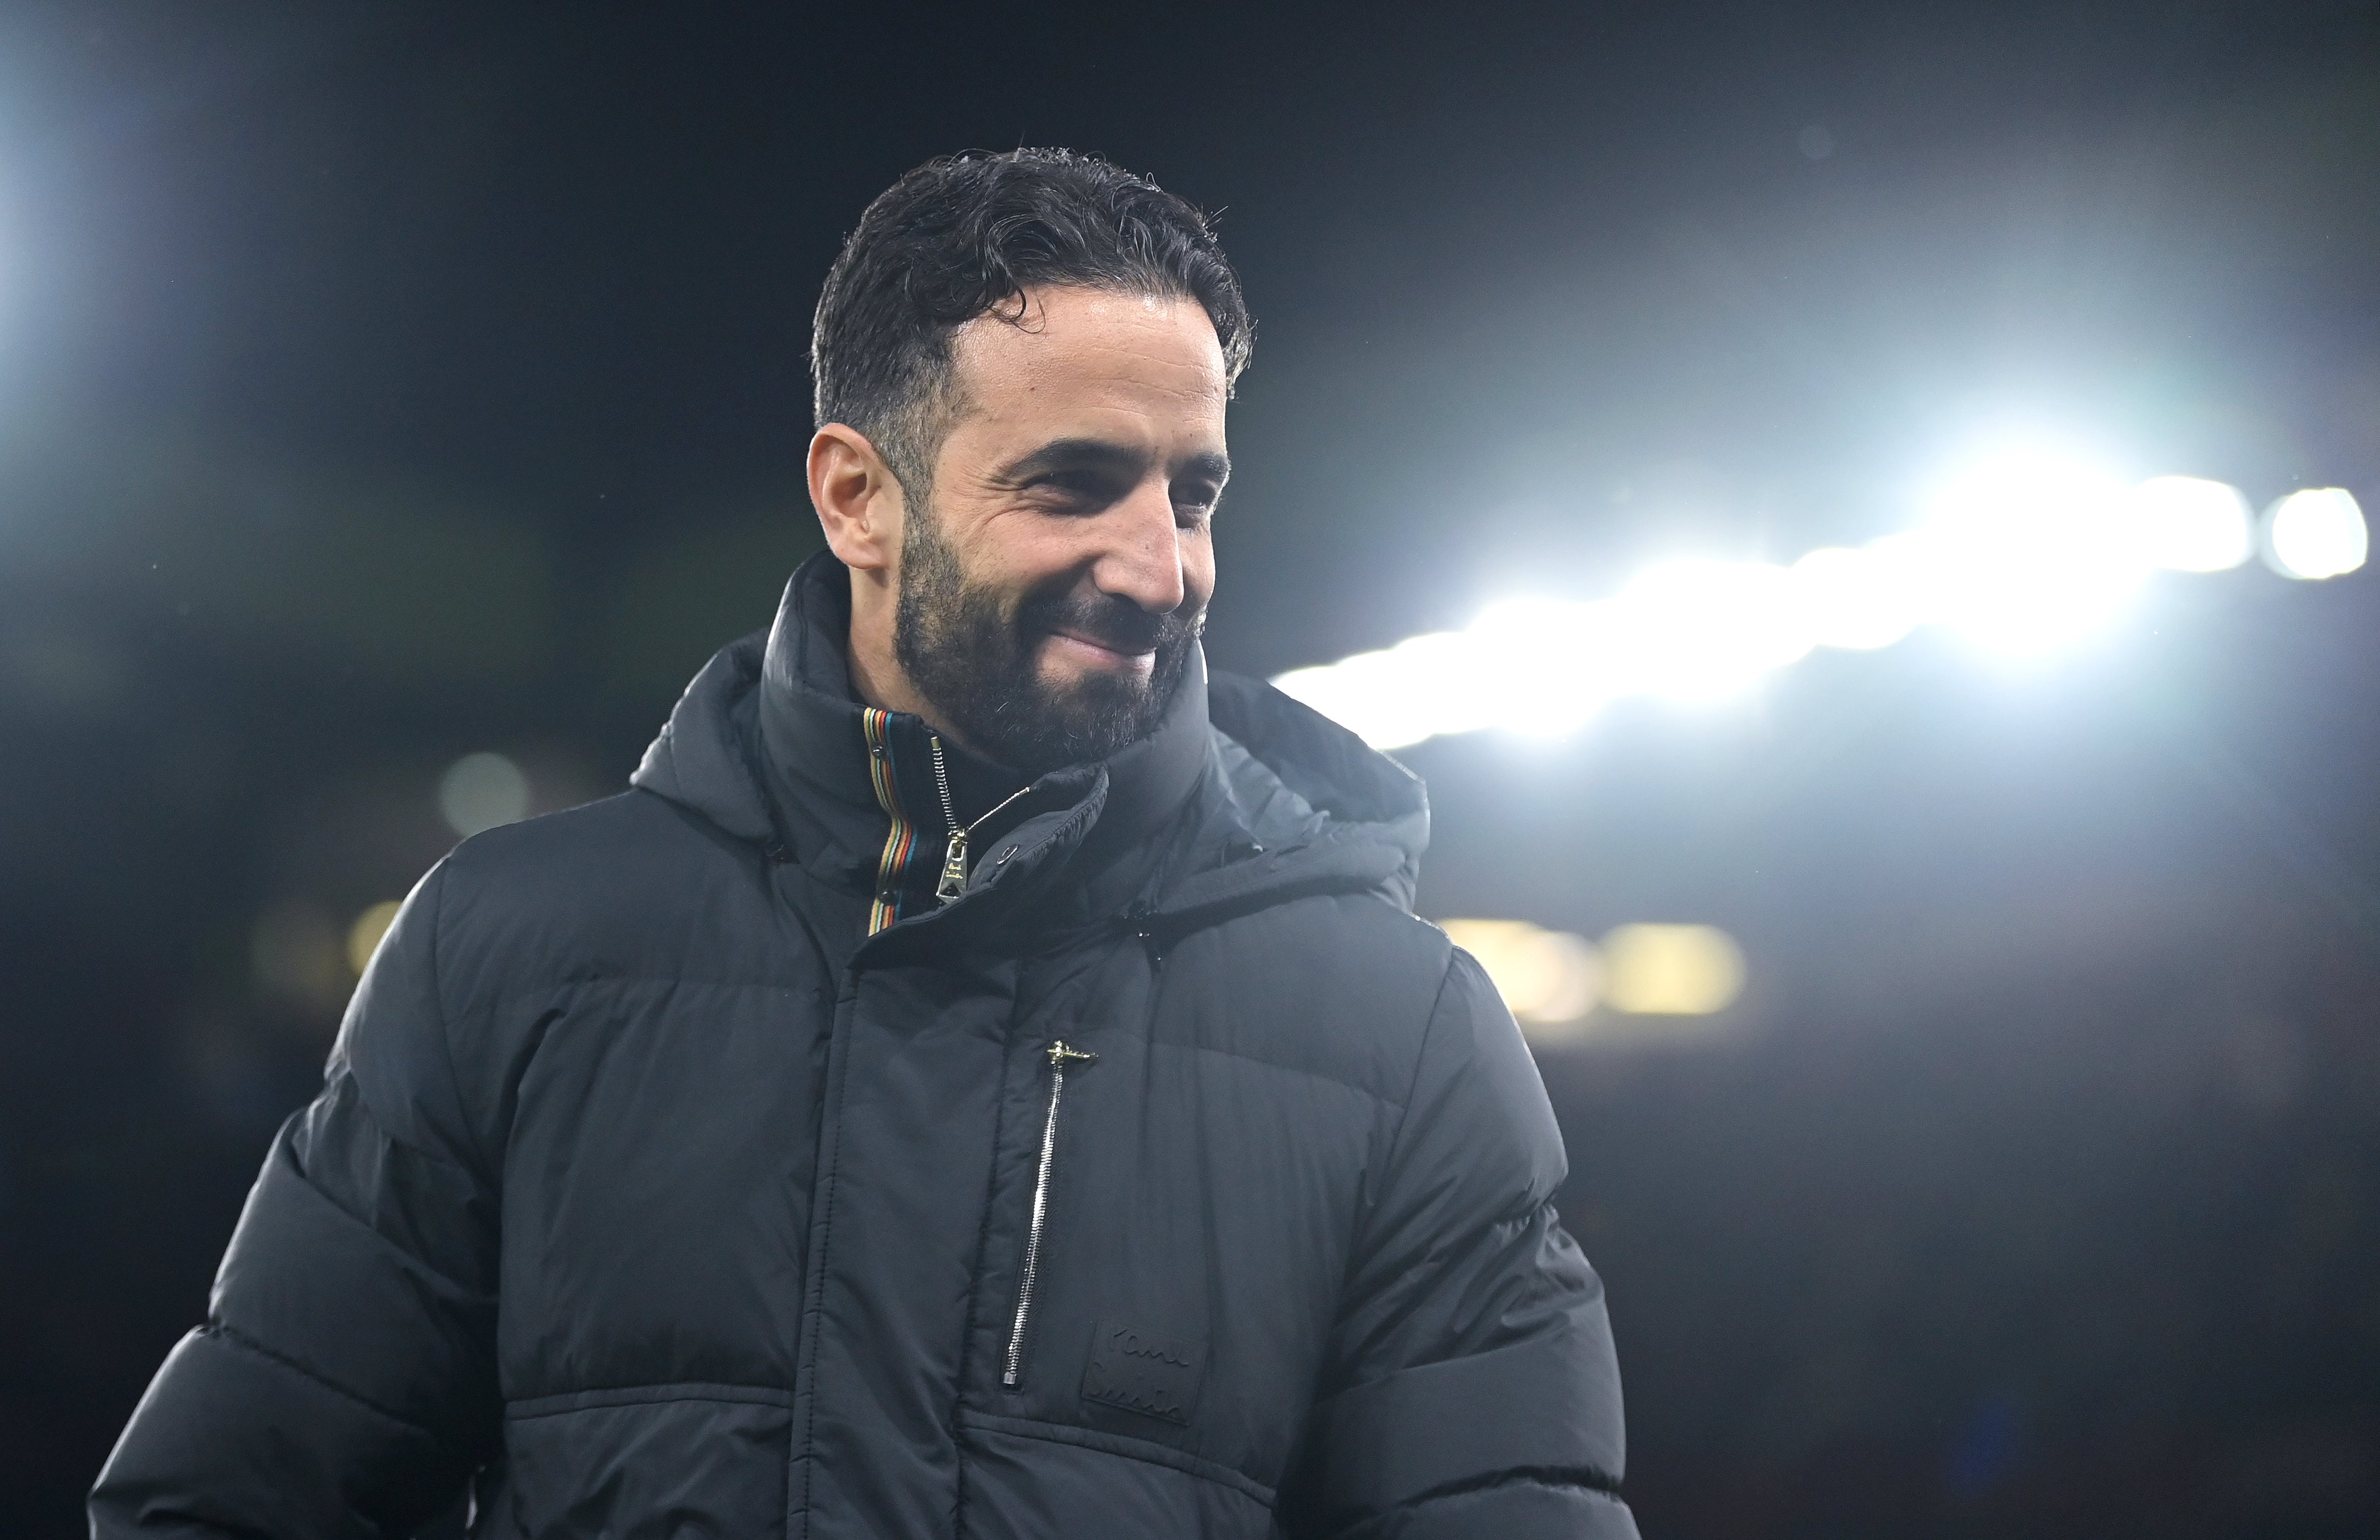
[93,149,1637,1538]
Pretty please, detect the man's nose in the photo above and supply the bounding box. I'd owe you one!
[1090,482,1189,615]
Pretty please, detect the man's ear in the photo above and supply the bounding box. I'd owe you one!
[808,423,905,575]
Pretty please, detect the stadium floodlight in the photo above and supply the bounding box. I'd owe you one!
[1271,629,1506,751]
[1787,541,1925,651]
[1271,444,2334,752]
[1467,597,1619,735]
[1271,647,1429,751]
[1916,446,2149,655]
[2131,475,2253,572]
[1610,558,1815,701]
[2264,488,2369,580]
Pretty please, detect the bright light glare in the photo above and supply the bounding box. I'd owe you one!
[1788,544,1922,650]
[1273,632,1489,751]
[1466,598,1617,735]
[2132,476,2253,572]
[1611,559,1815,700]
[1269,447,2313,751]
[2266,488,2368,580]
[1918,447,2149,655]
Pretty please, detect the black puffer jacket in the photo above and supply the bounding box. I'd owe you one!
[93,555,1637,1539]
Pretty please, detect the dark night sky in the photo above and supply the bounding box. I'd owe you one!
[3,3,2378,1536]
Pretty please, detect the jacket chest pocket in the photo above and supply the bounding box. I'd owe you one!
[982,1029,1230,1443]
[976,1015,1359,1483]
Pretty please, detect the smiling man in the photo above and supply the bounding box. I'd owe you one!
[93,150,1637,1539]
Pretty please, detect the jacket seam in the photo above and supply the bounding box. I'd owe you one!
[201,1322,473,1465]
[505,1382,794,1419]
[1383,949,1458,1173]
[1339,949,1457,1290]
[266,1104,496,1311]
[956,1410,1275,1507]
[448,972,829,1002]
[313,1065,481,1186]
[1382,1462,1626,1512]
[423,864,494,1185]
[1158,1038,1403,1108]
[793,983,859,1536]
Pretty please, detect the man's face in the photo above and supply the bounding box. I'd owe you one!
[892,285,1229,774]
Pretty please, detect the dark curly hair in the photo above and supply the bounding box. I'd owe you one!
[810,148,1254,499]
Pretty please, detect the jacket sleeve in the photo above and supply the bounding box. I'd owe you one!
[1280,947,1638,1540]
[91,864,502,1537]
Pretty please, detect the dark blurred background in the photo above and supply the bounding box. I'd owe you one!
[4,3,2378,1535]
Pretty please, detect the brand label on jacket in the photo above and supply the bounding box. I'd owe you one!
[1081,1320,1206,1426]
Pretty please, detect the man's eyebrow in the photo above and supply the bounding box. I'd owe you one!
[995,438,1148,483]
[994,439,1232,486]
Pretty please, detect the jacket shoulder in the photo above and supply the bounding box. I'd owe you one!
[1163,891,1457,1106]
[335,789,795,1174]
[441,785,735,885]
[429,789,781,999]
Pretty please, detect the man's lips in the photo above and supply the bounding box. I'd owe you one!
[1043,629,1158,675]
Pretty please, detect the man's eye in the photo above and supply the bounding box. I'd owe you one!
[1028,475,1112,509]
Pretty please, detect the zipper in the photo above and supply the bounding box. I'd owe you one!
[1003,1039,1096,1387]
[928,734,1032,906]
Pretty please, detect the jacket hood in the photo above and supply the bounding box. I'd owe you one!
[631,553,1430,930]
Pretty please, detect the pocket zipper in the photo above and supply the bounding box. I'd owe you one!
[1003,1040,1096,1387]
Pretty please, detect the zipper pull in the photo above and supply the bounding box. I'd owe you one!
[936,827,970,905]
[1047,1040,1096,1070]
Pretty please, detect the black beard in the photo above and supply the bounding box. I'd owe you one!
[892,508,1202,777]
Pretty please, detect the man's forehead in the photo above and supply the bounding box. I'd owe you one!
[948,286,1229,414]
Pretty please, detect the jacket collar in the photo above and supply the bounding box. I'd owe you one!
[639,551,1212,923]
[631,551,1427,942]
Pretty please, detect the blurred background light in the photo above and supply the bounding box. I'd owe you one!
[1439,917,1603,1030]
[1599,923,1746,1015]
[1272,646,1436,752]
[1788,543,1923,651]
[437,751,530,837]
[1441,918,1747,1033]
[1270,446,2337,750]
[345,900,401,977]
[1614,558,1816,701]
[1916,445,2149,656]
[1467,597,1619,736]
[2132,475,2254,573]
[2263,488,2369,580]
